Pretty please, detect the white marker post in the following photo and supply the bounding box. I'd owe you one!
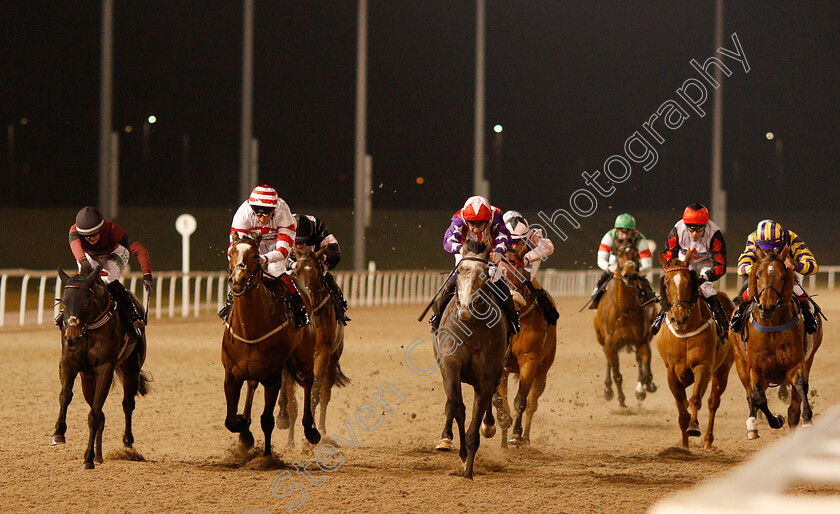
[175,214,197,317]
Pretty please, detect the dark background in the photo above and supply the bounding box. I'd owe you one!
[2,2,839,269]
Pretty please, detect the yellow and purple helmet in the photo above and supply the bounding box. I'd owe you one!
[755,219,786,251]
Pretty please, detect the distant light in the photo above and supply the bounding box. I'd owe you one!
[20,117,28,125]
[416,177,425,185]
[765,132,774,140]
[124,125,134,133]
[148,115,157,124]
[493,124,503,133]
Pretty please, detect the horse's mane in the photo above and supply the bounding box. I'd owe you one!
[464,239,488,255]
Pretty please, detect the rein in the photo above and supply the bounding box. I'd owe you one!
[228,262,261,296]
[61,284,113,336]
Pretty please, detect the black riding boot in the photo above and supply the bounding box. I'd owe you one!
[324,272,350,324]
[490,282,520,336]
[650,279,668,335]
[588,270,612,309]
[636,275,657,304]
[729,299,749,333]
[799,299,818,334]
[528,281,559,325]
[704,294,729,342]
[106,281,144,336]
[218,290,234,320]
[429,279,456,332]
[288,288,310,329]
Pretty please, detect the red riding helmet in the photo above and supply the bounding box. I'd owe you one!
[461,196,492,222]
[682,203,709,226]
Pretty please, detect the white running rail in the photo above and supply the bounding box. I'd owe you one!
[3,265,839,328]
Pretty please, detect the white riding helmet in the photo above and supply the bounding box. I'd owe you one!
[503,210,529,240]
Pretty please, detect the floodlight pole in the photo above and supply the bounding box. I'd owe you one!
[353,0,369,271]
[239,0,255,200]
[710,0,726,231]
[473,0,489,199]
[98,0,114,217]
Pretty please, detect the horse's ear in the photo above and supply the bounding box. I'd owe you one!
[780,245,790,262]
[254,234,262,245]
[314,246,327,260]
[748,262,758,300]
[681,249,693,267]
[84,264,101,288]
[658,252,669,269]
[754,245,766,261]
[232,233,241,243]
[58,268,70,285]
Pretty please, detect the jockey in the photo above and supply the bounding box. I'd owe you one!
[429,196,520,336]
[67,206,152,336]
[588,213,656,309]
[729,219,819,334]
[502,210,560,325]
[650,203,729,341]
[292,213,350,324]
[218,184,309,329]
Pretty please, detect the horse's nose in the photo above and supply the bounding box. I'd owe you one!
[64,317,82,344]
[458,306,471,321]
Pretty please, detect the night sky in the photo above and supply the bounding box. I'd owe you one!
[3,2,839,213]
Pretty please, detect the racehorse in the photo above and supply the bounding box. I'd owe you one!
[493,245,557,447]
[434,240,508,479]
[593,239,657,407]
[221,234,320,455]
[274,244,350,447]
[51,264,150,469]
[731,245,823,439]
[655,251,734,449]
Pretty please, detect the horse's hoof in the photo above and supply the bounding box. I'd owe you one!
[94,456,104,464]
[802,419,814,428]
[618,399,627,408]
[480,423,496,438]
[276,414,291,430]
[646,382,658,393]
[521,436,530,446]
[225,415,249,434]
[746,430,760,440]
[508,435,522,446]
[82,462,95,470]
[304,426,321,445]
[50,435,65,446]
[435,438,453,451]
[604,389,614,401]
[686,422,701,437]
[123,435,134,448]
[635,391,647,401]
[770,415,786,430]
[239,431,255,448]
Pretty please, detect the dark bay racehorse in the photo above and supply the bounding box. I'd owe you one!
[52,265,150,469]
[434,240,508,479]
[493,246,557,447]
[594,239,657,407]
[222,234,320,455]
[731,246,823,439]
[274,244,349,446]
[656,251,734,449]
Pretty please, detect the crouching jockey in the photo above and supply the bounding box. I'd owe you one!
[65,206,152,336]
[218,185,309,329]
[293,213,350,324]
[730,219,819,335]
[502,210,560,325]
[650,203,729,341]
[429,196,520,336]
[588,213,656,309]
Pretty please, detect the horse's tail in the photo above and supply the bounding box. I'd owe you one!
[331,361,351,388]
[114,367,153,397]
[284,358,305,387]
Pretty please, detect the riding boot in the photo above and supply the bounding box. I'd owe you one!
[527,280,559,325]
[704,294,729,343]
[218,290,234,320]
[429,279,456,332]
[490,282,520,336]
[637,275,657,304]
[288,289,310,329]
[588,270,612,310]
[649,280,669,335]
[106,281,144,336]
[799,298,818,334]
[729,299,750,333]
[324,271,350,324]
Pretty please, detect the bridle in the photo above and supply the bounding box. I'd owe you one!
[228,261,261,296]
[60,283,113,336]
[664,266,698,313]
[754,257,791,317]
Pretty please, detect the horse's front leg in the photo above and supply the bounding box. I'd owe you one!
[464,379,497,480]
[604,343,624,407]
[51,358,78,446]
[635,343,656,399]
[83,364,116,469]
[436,364,463,453]
[261,381,282,456]
[493,369,513,449]
[704,359,732,449]
[789,365,812,427]
[510,355,538,446]
[223,373,248,434]
[749,369,785,431]
[238,380,258,448]
[666,368,690,448]
[300,368,321,445]
[687,363,711,438]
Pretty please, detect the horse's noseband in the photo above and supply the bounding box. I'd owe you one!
[229,261,260,296]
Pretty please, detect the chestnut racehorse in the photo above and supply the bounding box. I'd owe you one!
[731,245,823,439]
[655,251,734,449]
[493,246,557,447]
[221,234,320,455]
[434,240,508,479]
[594,239,657,407]
[274,244,350,447]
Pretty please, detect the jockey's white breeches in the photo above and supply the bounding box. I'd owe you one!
[79,245,130,284]
[266,259,289,278]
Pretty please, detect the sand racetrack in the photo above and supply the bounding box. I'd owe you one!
[2,293,840,513]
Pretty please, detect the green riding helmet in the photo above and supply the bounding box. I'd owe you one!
[614,213,636,230]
